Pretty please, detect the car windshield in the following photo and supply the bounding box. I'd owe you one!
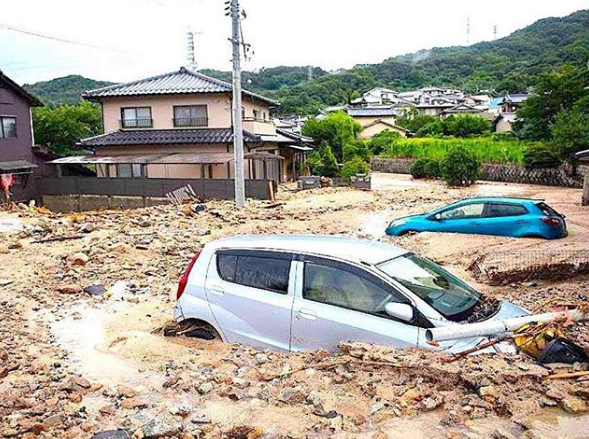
[377,254,480,320]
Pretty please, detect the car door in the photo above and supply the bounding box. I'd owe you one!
[482,202,530,236]
[434,202,487,235]
[205,250,295,351]
[290,256,421,352]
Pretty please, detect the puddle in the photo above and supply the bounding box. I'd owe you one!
[361,210,394,238]
[523,408,589,439]
[50,282,166,387]
[0,218,23,233]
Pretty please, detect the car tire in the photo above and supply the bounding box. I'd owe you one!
[175,319,221,341]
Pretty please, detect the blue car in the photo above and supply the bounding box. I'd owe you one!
[385,197,567,240]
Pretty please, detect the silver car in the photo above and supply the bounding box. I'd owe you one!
[174,235,528,354]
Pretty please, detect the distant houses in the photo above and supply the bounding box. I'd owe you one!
[319,86,529,138]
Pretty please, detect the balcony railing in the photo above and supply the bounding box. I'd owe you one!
[173,117,209,128]
[120,118,153,129]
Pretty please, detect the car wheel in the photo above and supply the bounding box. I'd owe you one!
[171,319,221,341]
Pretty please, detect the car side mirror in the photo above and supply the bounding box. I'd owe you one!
[384,303,414,322]
[430,213,442,221]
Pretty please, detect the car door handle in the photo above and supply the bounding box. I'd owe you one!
[296,309,317,320]
[208,285,225,296]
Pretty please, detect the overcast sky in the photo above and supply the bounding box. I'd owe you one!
[1,0,588,85]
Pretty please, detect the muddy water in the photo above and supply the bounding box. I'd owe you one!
[522,408,589,438]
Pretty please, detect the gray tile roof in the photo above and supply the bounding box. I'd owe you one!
[347,107,399,117]
[82,67,278,105]
[78,128,262,147]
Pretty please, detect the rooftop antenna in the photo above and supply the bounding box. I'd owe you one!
[466,17,471,45]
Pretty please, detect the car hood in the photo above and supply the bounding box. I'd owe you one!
[437,301,529,355]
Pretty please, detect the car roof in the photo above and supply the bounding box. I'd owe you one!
[207,235,408,265]
[435,197,543,209]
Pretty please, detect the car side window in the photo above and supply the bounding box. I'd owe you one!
[440,203,485,220]
[486,203,528,217]
[303,260,406,317]
[217,252,291,295]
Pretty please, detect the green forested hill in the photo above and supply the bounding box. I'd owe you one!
[23,75,113,106]
[22,9,589,114]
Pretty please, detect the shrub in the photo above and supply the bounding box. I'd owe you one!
[341,156,370,178]
[440,147,482,186]
[424,160,441,179]
[368,130,401,155]
[410,158,430,179]
[522,143,563,169]
[307,143,340,177]
[343,139,372,163]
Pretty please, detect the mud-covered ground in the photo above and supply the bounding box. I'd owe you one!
[1,173,589,439]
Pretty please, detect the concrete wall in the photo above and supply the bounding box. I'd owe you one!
[371,157,584,188]
[42,195,168,213]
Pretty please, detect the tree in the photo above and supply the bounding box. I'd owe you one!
[443,115,491,137]
[515,65,589,141]
[341,156,370,178]
[33,101,102,155]
[307,143,339,177]
[550,109,589,161]
[440,147,482,186]
[302,111,362,161]
[366,130,401,155]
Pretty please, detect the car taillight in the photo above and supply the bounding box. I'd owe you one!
[541,217,561,228]
[177,250,201,300]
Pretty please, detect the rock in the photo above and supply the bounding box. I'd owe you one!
[116,386,138,398]
[134,414,182,438]
[197,382,214,395]
[8,241,22,250]
[69,252,89,266]
[169,401,196,417]
[306,391,324,408]
[254,353,269,365]
[422,396,444,411]
[479,386,498,398]
[561,396,588,413]
[84,284,106,296]
[493,428,518,439]
[277,386,306,404]
[91,430,129,439]
[99,405,116,415]
[44,414,64,427]
[65,376,91,391]
[191,204,207,214]
[163,376,180,388]
[120,396,149,410]
[57,284,83,294]
[79,223,96,233]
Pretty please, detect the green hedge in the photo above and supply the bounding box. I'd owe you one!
[379,137,532,165]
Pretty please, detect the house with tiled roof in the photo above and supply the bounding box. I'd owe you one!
[65,67,312,184]
[0,70,43,202]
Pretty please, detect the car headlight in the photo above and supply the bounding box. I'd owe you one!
[390,218,407,227]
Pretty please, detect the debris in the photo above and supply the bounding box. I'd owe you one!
[69,252,89,266]
[133,414,182,438]
[31,234,85,244]
[91,430,131,439]
[546,371,589,380]
[57,284,84,294]
[84,284,107,296]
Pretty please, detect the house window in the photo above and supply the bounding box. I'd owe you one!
[0,117,17,138]
[117,164,144,178]
[263,112,267,121]
[121,107,152,128]
[173,105,208,127]
[253,109,260,120]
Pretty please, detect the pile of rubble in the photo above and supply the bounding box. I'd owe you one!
[1,184,588,438]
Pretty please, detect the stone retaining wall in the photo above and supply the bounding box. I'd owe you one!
[371,158,583,188]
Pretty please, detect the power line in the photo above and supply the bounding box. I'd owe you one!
[0,22,141,55]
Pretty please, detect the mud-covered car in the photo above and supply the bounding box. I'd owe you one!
[174,235,529,354]
[386,197,567,239]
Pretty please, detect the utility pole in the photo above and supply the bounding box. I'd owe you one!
[466,17,471,45]
[230,0,245,208]
[493,25,498,40]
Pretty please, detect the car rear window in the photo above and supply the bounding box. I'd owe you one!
[486,203,528,217]
[536,202,561,217]
[217,252,291,294]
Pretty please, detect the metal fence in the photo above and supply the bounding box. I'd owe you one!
[471,249,589,285]
[38,177,273,200]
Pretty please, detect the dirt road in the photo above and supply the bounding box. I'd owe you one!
[1,173,588,438]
